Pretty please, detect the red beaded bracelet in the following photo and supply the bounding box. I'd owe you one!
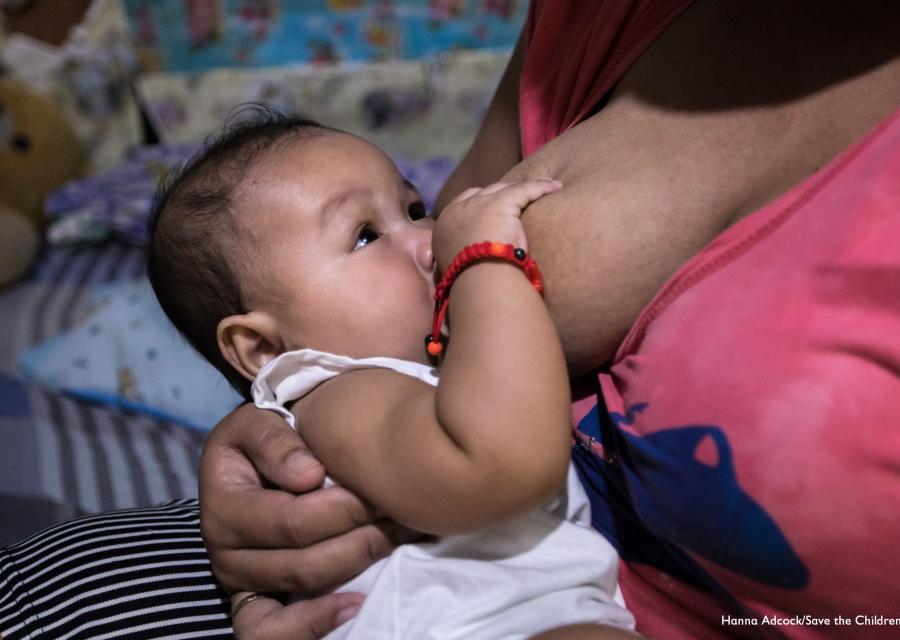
[425,242,544,356]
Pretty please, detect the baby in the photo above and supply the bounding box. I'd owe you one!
[148,109,636,640]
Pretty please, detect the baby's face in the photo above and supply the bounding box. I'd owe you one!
[239,132,436,364]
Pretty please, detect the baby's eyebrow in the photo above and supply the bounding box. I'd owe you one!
[319,185,372,232]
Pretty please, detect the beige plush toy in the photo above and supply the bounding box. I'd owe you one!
[0,78,84,287]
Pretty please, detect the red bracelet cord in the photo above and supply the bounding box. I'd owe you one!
[425,242,544,357]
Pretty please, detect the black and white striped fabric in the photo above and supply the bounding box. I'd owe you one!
[0,499,233,639]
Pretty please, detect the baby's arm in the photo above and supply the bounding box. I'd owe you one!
[296,180,571,536]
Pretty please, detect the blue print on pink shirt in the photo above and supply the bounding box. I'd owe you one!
[574,401,808,593]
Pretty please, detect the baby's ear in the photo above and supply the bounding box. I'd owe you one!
[217,312,283,382]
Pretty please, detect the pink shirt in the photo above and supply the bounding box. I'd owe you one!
[521,1,900,637]
[519,0,693,157]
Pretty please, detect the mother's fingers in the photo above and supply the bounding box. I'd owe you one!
[201,403,325,495]
[231,591,365,640]
[214,520,421,595]
[207,485,381,550]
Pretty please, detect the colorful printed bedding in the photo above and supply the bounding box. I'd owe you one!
[124,0,526,72]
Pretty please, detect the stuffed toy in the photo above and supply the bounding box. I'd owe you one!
[0,78,84,287]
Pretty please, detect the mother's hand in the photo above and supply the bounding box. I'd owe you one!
[230,591,364,640]
[199,403,417,596]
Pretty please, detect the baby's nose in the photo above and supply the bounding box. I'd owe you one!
[416,235,435,273]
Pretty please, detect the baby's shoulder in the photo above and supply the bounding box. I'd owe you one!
[292,366,434,431]
[286,366,438,483]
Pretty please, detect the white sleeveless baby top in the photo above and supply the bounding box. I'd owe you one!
[252,348,438,429]
[252,348,634,639]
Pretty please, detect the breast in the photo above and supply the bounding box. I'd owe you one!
[500,0,900,375]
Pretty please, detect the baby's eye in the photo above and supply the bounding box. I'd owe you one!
[353,225,380,250]
[407,201,428,221]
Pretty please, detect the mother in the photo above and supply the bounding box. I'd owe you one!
[203,1,900,638]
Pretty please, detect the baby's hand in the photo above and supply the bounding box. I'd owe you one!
[432,178,561,271]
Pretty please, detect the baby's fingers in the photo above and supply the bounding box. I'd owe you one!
[493,178,562,213]
[477,181,510,196]
[451,182,510,204]
[448,186,484,206]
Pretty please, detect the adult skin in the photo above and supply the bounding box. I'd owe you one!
[201,1,900,636]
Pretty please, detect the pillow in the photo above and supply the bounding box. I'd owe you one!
[45,142,201,246]
[18,278,243,432]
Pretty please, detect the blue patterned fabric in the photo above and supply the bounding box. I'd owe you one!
[18,278,243,432]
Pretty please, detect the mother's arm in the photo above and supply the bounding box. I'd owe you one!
[435,32,525,211]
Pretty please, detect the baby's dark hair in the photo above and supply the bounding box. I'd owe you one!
[147,105,336,400]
